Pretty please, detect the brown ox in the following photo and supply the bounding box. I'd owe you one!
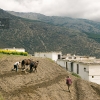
[21,59,32,70]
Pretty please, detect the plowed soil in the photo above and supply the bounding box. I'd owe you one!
[0,54,100,100]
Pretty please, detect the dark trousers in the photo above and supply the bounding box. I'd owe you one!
[67,84,71,92]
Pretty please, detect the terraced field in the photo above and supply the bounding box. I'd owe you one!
[0,54,100,100]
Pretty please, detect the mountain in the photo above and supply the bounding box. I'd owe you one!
[8,11,100,35]
[1,9,100,58]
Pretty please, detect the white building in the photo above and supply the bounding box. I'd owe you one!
[73,60,100,84]
[34,51,62,62]
[62,54,96,60]
[3,47,25,52]
[57,54,100,84]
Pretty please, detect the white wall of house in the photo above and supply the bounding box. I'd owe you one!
[34,52,62,62]
[89,65,100,84]
[4,47,25,52]
[34,52,45,57]
[67,61,72,72]
[57,59,89,80]
[52,52,59,61]
[12,49,25,52]
[34,52,52,58]
[64,54,95,61]
[73,62,89,81]
[56,59,66,68]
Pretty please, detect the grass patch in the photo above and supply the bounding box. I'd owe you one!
[72,72,81,78]
[0,94,4,100]
[0,53,7,58]
[47,58,55,63]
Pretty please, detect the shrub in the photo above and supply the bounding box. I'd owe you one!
[0,49,28,56]
[72,72,81,78]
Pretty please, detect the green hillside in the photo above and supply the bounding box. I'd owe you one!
[0,9,100,58]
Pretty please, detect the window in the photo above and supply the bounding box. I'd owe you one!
[92,76,94,78]
[77,64,79,74]
[66,62,68,70]
[71,62,73,72]
[84,68,86,71]
[58,54,61,59]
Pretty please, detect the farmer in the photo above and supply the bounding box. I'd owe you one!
[13,61,21,72]
[66,75,72,92]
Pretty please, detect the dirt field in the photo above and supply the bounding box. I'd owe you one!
[0,54,100,100]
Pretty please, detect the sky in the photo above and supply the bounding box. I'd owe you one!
[0,0,100,21]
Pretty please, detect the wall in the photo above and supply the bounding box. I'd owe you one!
[52,53,58,61]
[56,59,66,68]
[4,48,25,52]
[67,61,72,72]
[89,65,100,84]
[34,52,62,62]
[73,62,89,81]
[34,52,52,58]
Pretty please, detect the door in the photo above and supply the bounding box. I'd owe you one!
[71,62,73,72]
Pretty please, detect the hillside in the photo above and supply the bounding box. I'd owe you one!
[8,11,100,44]
[0,54,100,100]
[1,9,100,58]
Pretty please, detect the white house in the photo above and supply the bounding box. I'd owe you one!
[57,54,95,69]
[3,47,25,52]
[62,54,96,60]
[57,54,100,84]
[34,51,62,62]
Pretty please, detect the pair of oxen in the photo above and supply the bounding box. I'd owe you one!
[21,59,39,73]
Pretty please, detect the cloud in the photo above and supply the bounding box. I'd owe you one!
[0,0,100,21]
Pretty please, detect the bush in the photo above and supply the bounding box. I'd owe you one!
[72,72,81,78]
[19,52,28,56]
[0,49,28,56]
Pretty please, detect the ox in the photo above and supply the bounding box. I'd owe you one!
[30,60,39,73]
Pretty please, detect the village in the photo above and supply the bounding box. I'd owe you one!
[3,47,100,85]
